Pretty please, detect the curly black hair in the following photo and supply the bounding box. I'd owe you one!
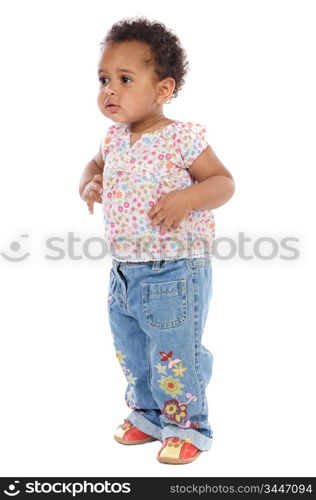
[100,16,189,99]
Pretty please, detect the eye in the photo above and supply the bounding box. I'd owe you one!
[99,77,108,85]
[121,76,132,84]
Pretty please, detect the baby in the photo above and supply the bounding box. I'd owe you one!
[79,16,235,464]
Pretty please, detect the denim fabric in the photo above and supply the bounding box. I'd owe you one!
[107,257,214,451]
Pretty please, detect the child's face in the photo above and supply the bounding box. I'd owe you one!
[97,41,163,124]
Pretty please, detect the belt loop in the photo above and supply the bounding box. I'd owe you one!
[152,260,165,271]
[152,260,160,271]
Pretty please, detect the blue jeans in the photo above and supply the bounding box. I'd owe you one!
[107,257,214,451]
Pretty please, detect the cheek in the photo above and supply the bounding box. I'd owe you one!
[97,91,105,106]
[97,94,107,115]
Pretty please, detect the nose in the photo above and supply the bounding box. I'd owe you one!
[104,85,116,96]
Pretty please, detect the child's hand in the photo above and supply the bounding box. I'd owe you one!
[83,174,103,214]
[147,189,192,233]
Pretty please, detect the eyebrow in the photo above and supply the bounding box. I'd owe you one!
[98,68,136,75]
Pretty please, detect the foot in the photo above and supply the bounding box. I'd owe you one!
[114,419,157,445]
[157,437,202,464]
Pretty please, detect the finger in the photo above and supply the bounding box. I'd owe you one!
[163,217,178,232]
[160,218,173,233]
[148,203,162,219]
[87,200,94,214]
[90,180,103,196]
[93,174,103,183]
[88,191,102,204]
[150,212,165,227]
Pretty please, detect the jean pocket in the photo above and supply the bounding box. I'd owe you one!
[142,279,187,329]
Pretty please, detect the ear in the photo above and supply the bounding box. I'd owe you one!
[155,77,176,103]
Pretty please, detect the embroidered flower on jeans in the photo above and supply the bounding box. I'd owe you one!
[171,362,187,377]
[127,373,137,385]
[155,363,167,374]
[125,387,137,409]
[115,347,140,410]
[159,351,181,369]
[159,376,184,397]
[126,389,135,402]
[116,350,126,365]
[190,422,201,429]
[162,399,188,423]
[160,351,173,362]
[156,350,198,428]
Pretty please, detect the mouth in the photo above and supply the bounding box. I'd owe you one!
[105,103,120,112]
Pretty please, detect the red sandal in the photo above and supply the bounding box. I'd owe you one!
[157,437,202,464]
[114,419,157,445]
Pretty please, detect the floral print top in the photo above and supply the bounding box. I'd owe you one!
[100,120,216,262]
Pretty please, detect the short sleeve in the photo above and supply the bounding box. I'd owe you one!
[99,124,117,161]
[178,123,208,169]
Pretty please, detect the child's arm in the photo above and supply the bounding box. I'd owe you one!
[185,144,235,210]
[148,145,235,233]
[79,151,104,214]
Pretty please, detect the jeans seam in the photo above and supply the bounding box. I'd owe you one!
[191,268,204,414]
[147,336,152,389]
[183,259,203,413]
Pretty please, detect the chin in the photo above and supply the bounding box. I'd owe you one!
[107,116,125,124]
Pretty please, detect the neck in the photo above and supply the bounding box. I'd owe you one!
[127,114,166,134]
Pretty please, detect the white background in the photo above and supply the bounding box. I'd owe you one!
[0,0,315,477]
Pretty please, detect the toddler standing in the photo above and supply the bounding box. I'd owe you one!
[79,16,235,464]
